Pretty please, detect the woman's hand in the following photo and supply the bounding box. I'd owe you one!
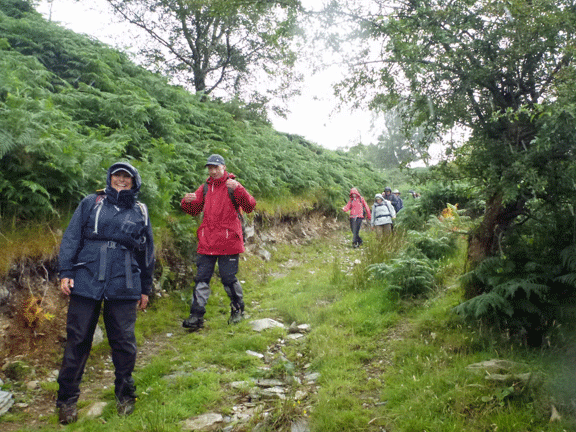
[138,294,149,311]
[60,278,74,296]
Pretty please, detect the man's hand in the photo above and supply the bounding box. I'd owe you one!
[60,278,74,296]
[226,179,239,190]
[183,192,197,203]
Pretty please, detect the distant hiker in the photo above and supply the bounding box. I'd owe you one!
[56,162,155,424]
[342,187,371,248]
[392,189,404,212]
[383,186,399,210]
[371,193,396,236]
[181,154,257,331]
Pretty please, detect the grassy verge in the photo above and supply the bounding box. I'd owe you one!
[4,226,576,431]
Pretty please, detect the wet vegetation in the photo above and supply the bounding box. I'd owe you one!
[2,0,576,430]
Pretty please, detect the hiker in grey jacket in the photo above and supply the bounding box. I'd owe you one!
[371,193,396,235]
[56,162,155,424]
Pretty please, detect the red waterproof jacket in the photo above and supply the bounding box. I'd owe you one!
[181,172,256,255]
[342,187,371,220]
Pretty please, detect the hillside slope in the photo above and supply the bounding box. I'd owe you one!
[0,0,386,221]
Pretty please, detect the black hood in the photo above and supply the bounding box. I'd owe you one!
[105,162,142,207]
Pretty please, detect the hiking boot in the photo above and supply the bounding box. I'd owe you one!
[182,314,204,331]
[58,403,78,425]
[117,398,136,416]
[228,308,244,325]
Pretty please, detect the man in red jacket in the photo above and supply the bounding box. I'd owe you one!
[181,154,257,331]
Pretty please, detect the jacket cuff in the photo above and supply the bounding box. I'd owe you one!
[141,282,153,296]
[59,270,74,279]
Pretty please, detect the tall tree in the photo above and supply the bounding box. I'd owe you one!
[319,0,576,342]
[323,0,575,263]
[105,0,303,106]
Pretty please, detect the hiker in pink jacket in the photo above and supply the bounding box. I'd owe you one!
[342,187,371,248]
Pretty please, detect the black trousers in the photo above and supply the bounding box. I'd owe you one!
[349,217,364,246]
[57,295,137,406]
[190,254,244,316]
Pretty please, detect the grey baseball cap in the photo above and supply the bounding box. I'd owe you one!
[206,154,225,166]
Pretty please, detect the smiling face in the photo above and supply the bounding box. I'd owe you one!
[207,164,226,179]
[110,170,133,192]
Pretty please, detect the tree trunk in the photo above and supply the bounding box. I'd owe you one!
[465,193,525,299]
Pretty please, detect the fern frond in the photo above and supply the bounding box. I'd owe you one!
[496,279,549,300]
[0,130,18,158]
[555,273,576,288]
[560,246,576,272]
[465,256,507,286]
[453,291,514,320]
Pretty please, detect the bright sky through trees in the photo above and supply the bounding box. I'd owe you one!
[37,0,377,151]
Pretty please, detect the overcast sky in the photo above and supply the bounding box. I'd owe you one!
[36,0,378,151]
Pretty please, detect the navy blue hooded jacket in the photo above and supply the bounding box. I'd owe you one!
[59,162,155,300]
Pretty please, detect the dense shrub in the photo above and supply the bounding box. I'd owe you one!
[455,227,576,347]
[396,181,481,230]
[407,230,459,261]
[369,252,436,298]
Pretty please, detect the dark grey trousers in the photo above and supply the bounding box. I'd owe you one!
[349,217,364,246]
[57,295,137,406]
[190,254,244,316]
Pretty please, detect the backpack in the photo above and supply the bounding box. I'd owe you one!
[202,182,246,239]
[362,197,369,219]
[93,191,148,235]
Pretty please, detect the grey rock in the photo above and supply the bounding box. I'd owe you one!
[246,350,264,358]
[287,333,304,340]
[182,412,223,430]
[0,286,9,306]
[230,405,256,422]
[92,325,104,346]
[466,359,523,373]
[258,248,272,262]
[249,318,285,332]
[291,418,311,432]
[26,381,39,390]
[297,324,311,333]
[84,401,108,418]
[484,372,533,383]
[230,381,252,389]
[255,379,284,388]
[304,372,320,383]
[0,390,14,416]
[259,386,286,399]
[294,390,308,401]
[244,224,256,239]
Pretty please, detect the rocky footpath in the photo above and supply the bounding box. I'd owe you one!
[0,213,341,430]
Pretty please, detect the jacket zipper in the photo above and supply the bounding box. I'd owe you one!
[93,201,104,234]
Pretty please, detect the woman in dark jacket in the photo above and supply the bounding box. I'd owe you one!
[56,162,155,424]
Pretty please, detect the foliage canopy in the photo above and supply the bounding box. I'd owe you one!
[320,0,576,343]
[104,0,303,110]
[0,0,386,219]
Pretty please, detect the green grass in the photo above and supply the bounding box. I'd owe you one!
[5,227,576,431]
